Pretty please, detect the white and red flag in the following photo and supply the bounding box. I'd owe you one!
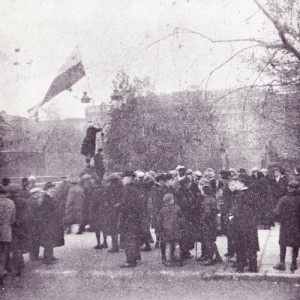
[28,47,86,116]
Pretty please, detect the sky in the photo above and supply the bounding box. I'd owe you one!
[0,0,278,119]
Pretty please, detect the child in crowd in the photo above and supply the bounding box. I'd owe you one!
[157,193,184,267]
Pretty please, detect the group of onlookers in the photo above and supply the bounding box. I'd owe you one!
[0,164,299,284]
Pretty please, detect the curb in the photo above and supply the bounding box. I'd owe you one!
[29,269,300,283]
[213,272,300,283]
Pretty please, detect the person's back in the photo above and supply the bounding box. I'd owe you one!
[158,203,183,242]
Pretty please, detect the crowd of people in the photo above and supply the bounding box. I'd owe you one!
[0,163,300,284]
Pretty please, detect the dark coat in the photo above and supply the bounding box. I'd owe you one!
[175,185,200,244]
[39,194,64,248]
[151,184,173,229]
[80,126,101,157]
[232,188,259,252]
[102,181,123,235]
[136,181,154,243]
[119,182,143,236]
[89,184,105,231]
[53,180,71,220]
[270,176,288,207]
[157,204,184,242]
[27,195,43,248]
[274,190,300,247]
[200,196,218,242]
[65,184,85,226]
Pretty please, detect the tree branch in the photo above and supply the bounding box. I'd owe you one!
[253,0,300,61]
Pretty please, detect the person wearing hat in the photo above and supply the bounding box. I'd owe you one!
[39,182,64,265]
[218,170,236,257]
[270,167,288,209]
[135,174,155,252]
[229,174,259,273]
[273,181,300,272]
[0,185,16,283]
[176,176,197,259]
[27,188,43,261]
[151,174,174,249]
[102,174,123,253]
[118,171,143,267]
[157,193,184,267]
[64,178,85,234]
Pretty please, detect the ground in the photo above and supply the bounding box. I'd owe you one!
[1,226,300,300]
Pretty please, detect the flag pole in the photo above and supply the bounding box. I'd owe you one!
[76,45,95,107]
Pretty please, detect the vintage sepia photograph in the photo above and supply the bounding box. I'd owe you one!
[0,0,300,299]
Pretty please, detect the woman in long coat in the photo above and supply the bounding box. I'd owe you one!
[102,174,123,252]
[273,181,300,272]
[64,180,85,231]
[40,182,64,264]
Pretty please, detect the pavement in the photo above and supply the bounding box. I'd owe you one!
[2,224,300,300]
[4,224,300,283]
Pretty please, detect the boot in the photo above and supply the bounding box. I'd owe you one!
[273,262,286,271]
[291,260,298,272]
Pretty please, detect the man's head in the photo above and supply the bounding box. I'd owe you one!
[43,182,56,197]
[21,177,30,189]
[2,177,10,187]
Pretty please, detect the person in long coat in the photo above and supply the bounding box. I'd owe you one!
[6,184,28,275]
[200,185,221,265]
[230,174,259,273]
[0,185,16,282]
[27,188,43,261]
[270,168,288,208]
[136,175,154,252]
[118,171,143,268]
[175,176,197,259]
[40,182,64,264]
[64,179,85,232]
[102,174,123,252]
[151,174,173,248]
[53,177,71,224]
[157,193,184,266]
[273,181,300,272]
[81,122,102,165]
[88,179,106,249]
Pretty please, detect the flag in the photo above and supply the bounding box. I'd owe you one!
[28,47,85,114]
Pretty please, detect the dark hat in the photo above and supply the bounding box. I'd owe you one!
[219,170,231,179]
[235,174,250,185]
[288,180,300,189]
[238,168,247,174]
[122,170,136,178]
[164,173,174,181]
[44,181,55,191]
[155,173,165,182]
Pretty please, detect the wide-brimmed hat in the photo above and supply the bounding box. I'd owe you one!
[288,180,300,189]
[44,182,55,191]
